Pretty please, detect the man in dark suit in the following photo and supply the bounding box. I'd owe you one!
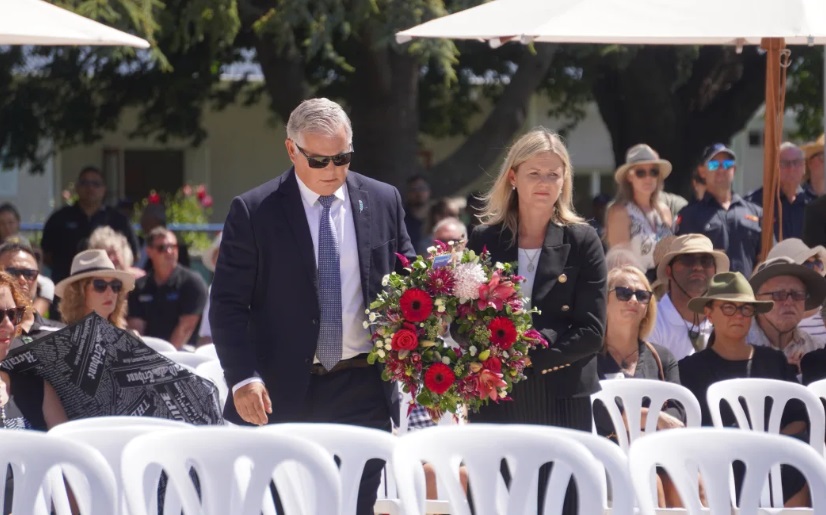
[209,98,414,514]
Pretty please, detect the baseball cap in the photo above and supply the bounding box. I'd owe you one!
[701,143,736,164]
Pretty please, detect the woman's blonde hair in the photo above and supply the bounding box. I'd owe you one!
[0,271,31,338]
[58,278,127,329]
[607,265,657,339]
[614,163,669,221]
[88,226,134,269]
[479,127,584,244]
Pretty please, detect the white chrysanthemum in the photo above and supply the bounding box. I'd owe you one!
[452,262,486,302]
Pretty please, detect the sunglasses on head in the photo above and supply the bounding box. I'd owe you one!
[757,289,808,303]
[672,254,716,269]
[294,143,354,169]
[0,307,25,326]
[610,286,652,304]
[632,167,659,179]
[706,159,735,172]
[4,267,38,281]
[91,279,123,294]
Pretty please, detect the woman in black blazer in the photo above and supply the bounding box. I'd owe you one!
[467,127,607,512]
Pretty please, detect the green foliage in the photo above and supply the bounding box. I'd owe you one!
[786,46,824,141]
[133,185,213,251]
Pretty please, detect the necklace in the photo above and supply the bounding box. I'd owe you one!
[608,345,639,371]
[520,248,541,272]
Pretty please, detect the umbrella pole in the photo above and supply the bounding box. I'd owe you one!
[760,37,790,261]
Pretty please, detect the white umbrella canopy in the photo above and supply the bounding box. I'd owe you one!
[397,0,826,46]
[0,0,150,48]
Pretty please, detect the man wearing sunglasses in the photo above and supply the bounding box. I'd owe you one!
[675,143,763,277]
[0,242,64,343]
[210,98,415,514]
[41,166,139,287]
[748,257,826,370]
[745,142,816,241]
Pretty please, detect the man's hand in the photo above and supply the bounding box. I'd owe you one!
[233,382,272,426]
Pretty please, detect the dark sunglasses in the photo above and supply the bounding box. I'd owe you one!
[672,254,716,269]
[804,258,824,271]
[716,302,755,317]
[758,289,808,303]
[632,167,660,179]
[153,244,178,252]
[706,159,735,172]
[0,307,25,326]
[4,267,38,280]
[295,144,354,169]
[610,286,652,305]
[91,279,124,294]
[78,179,104,188]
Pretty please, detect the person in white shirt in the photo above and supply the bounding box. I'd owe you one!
[648,234,729,360]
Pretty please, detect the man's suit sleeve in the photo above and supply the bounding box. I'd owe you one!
[209,196,260,387]
[393,187,417,268]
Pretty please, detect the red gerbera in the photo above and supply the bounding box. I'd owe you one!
[399,288,433,322]
[427,268,455,296]
[424,363,455,395]
[488,316,518,349]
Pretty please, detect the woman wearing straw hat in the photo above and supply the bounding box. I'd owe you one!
[55,249,135,328]
[678,272,809,507]
[605,144,673,279]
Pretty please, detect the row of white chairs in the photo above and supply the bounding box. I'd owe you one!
[0,418,824,514]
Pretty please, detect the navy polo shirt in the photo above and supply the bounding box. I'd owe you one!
[128,265,208,345]
[41,204,139,284]
[675,193,763,277]
[745,186,816,240]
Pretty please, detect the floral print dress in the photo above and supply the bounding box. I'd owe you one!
[626,202,672,271]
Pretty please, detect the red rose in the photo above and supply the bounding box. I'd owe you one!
[148,191,161,205]
[488,316,517,349]
[483,357,502,374]
[399,288,433,322]
[391,329,418,351]
[200,194,214,208]
[196,184,207,200]
[424,363,455,395]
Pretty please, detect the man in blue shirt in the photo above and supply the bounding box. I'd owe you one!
[675,144,763,277]
[746,142,816,240]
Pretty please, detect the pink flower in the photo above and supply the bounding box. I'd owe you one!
[182,184,193,196]
[196,184,207,200]
[200,194,213,208]
[524,328,549,348]
[476,369,507,401]
[427,268,455,296]
[395,253,411,269]
[476,271,516,311]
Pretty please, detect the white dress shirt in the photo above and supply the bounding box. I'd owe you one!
[648,293,712,361]
[233,175,369,393]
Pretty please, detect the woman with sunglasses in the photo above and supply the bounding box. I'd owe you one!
[0,271,67,430]
[605,144,673,280]
[55,249,135,328]
[679,272,810,507]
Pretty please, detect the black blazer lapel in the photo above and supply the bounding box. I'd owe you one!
[532,223,571,301]
[346,174,372,307]
[278,170,318,291]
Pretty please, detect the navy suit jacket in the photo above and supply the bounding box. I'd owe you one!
[209,169,415,424]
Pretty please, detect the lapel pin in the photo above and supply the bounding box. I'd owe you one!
[558,273,568,283]
[359,200,364,212]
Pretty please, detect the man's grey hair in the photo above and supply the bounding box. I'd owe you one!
[432,217,468,241]
[286,98,353,146]
[780,141,803,156]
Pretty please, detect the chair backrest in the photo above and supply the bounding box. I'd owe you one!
[195,359,229,408]
[49,416,192,432]
[120,427,341,515]
[263,423,397,515]
[806,378,826,450]
[591,378,702,451]
[0,431,117,515]
[392,424,605,515]
[629,428,826,515]
[141,336,177,353]
[194,343,218,359]
[161,351,217,369]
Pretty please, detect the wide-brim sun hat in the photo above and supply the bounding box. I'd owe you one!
[655,234,730,287]
[55,249,136,298]
[202,231,222,273]
[688,271,773,315]
[749,257,826,311]
[767,238,826,275]
[614,143,672,183]
[802,134,825,160]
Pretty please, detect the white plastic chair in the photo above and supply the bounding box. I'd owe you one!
[141,336,177,353]
[591,378,702,452]
[629,428,826,515]
[49,424,189,515]
[392,424,605,515]
[0,431,117,515]
[195,343,219,359]
[49,415,191,432]
[121,427,341,515]
[161,350,217,369]
[805,378,826,450]
[195,359,229,408]
[263,423,397,515]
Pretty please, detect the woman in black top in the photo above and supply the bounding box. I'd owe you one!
[678,272,808,507]
[467,128,606,514]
